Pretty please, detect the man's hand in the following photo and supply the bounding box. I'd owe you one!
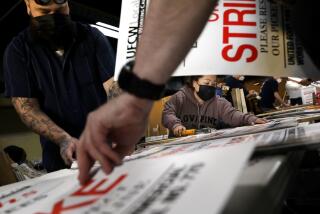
[173,125,186,137]
[77,93,153,185]
[11,97,79,166]
[59,137,78,166]
[254,118,268,124]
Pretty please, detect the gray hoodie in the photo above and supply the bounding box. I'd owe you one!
[162,86,258,133]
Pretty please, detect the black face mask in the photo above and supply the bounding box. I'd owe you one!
[196,85,216,101]
[30,13,76,50]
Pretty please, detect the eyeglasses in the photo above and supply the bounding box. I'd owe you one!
[35,0,68,6]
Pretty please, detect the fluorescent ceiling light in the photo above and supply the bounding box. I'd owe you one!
[91,22,119,39]
[96,22,119,32]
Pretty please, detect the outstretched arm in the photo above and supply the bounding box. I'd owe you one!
[12,97,77,166]
[134,0,218,84]
[77,0,218,184]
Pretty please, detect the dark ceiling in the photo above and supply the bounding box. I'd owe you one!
[0,0,122,91]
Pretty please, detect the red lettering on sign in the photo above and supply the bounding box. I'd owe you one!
[22,190,37,198]
[0,198,18,208]
[219,0,258,62]
[51,198,97,214]
[224,9,256,26]
[222,44,257,62]
[49,174,127,214]
[208,9,219,22]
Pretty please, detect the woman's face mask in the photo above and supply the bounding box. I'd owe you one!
[196,84,216,101]
[30,13,76,50]
[277,78,282,83]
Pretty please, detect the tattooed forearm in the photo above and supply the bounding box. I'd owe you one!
[103,78,123,101]
[11,97,71,145]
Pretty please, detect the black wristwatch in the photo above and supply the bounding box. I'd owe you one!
[118,60,166,100]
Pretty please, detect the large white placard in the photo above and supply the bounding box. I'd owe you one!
[0,139,255,214]
[115,0,320,79]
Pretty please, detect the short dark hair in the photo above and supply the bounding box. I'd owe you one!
[185,75,203,88]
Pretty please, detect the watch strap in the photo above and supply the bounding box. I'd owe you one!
[118,61,165,100]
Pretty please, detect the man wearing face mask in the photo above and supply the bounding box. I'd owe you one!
[260,77,289,112]
[162,75,267,137]
[3,0,115,172]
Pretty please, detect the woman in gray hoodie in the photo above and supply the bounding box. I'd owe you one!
[162,75,267,137]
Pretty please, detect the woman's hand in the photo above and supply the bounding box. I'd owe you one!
[173,125,186,137]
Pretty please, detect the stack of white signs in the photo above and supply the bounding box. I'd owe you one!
[152,118,298,147]
[0,136,256,214]
[2,121,320,213]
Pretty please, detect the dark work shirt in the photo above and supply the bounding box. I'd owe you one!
[3,23,115,172]
[260,78,279,109]
[224,76,248,103]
